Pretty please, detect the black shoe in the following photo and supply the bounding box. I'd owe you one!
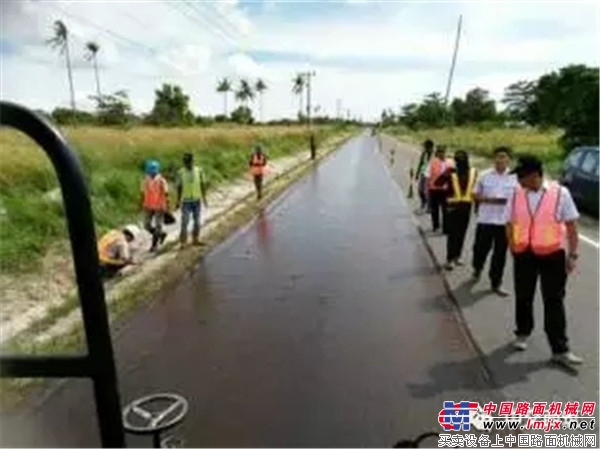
[150,234,159,252]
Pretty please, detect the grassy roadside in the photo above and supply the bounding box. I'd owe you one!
[0,124,347,274]
[387,126,565,175]
[0,132,353,411]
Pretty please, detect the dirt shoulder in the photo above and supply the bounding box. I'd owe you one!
[0,132,352,350]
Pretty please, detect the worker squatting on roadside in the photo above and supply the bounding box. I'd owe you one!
[141,160,169,252]
[176,152,208,247]
[425,145,454,234]
[97,225,138,278]
[504,154,583,368]
[471,147,518,297]
[250,144,268,200]
[433,150,477,271]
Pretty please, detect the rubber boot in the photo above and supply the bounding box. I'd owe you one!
[150,232,159,252]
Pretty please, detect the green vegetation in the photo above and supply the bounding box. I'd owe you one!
[0,125,348,274]
[0,136,347,411]
[390,127,564,174]
[381,64,598,159]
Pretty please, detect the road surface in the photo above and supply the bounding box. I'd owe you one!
[2,134,503,447]
[379,135,599,432]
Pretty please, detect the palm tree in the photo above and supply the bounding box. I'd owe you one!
[84,41,101,98]
[216,77,232,116]
[47,20,76,113]
[292,73,305,119]
[235,79,254,107]
[255,78,267,122]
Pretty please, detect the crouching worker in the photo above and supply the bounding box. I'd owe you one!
[98,225,137,278]
[142,159,169,252]
[250,144,268,200]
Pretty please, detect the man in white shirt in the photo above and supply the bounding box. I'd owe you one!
[472,147,518,296]
[503,155,582,367]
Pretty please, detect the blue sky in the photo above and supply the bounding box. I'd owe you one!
[1,0,598,121]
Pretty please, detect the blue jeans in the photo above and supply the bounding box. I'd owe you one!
[180,200,201,243]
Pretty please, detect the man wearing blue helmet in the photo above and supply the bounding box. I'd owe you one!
[141,159,169,251]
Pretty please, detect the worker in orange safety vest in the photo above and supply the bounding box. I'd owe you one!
[425,145,454,234]
[249,144,268,200]
[98,225,138,278]
[503,154,582,368]
[141,160,169,251]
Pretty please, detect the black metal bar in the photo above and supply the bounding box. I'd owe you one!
[0,102,125,447]
[0,356,90,378]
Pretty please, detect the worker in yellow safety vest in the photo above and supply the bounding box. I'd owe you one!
[433,150,477,270]
[249,144,268,200]
[503,154,582,367]
[97,225,138,278]
[176,152,207,247]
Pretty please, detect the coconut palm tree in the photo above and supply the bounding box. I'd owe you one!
[84,41,101,98]
[255,78,267,122]
[216,77,232,116]
[47,20,76,112]
[292,73,305,119]
[235,79,254,107]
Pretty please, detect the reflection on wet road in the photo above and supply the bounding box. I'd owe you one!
[1,135,499,448]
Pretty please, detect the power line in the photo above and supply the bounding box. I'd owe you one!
[49,3,160,57]
[167,1,239,49]
[190,1,244,46]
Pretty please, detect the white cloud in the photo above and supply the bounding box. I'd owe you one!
[0,1,598,121]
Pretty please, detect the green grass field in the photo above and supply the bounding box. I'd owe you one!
[389,126,564,171]
[0,124,347,273]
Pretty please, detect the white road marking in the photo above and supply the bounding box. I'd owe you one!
[381,135,600,250]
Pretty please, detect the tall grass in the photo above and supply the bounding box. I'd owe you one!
[0,125,344,273]
[392,126,563,162]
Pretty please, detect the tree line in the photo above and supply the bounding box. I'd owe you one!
[45,19,342,128]
[381,64,599,152]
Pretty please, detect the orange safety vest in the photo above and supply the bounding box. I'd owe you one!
[143,175,167,210]
[510,183,566,255]
[250,153,267,176]
[98,230,125,265]
[428,158,454,190]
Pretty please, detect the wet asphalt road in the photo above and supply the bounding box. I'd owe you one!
[1,135,500,447]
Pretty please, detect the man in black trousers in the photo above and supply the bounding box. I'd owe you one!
[472,147,517,296]
[504,155,582,367]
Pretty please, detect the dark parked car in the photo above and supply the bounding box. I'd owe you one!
[559,146,599,216]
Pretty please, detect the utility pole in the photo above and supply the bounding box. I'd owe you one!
[336,98,342,120]
[300,71,317,159]
[444,14,463,107]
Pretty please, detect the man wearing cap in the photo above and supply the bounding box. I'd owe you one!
[176,153,208,247]
[503,154,582,367]
[249,144,268,200]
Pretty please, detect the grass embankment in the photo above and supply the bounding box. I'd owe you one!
[0,128,350,411]
[0,124,344,274]
[390,126,564,173]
